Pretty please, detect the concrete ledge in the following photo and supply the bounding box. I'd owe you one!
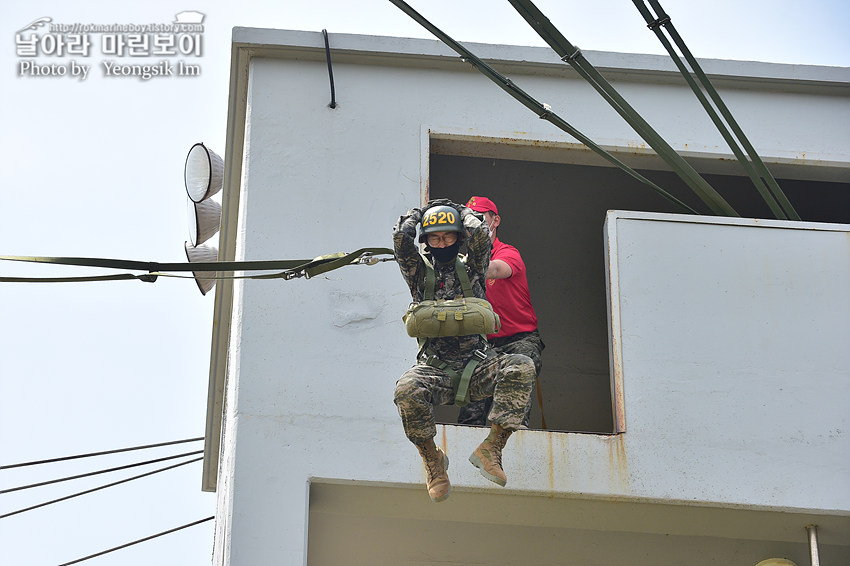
[232,27,850,90]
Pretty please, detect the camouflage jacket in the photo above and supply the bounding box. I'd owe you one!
[393,200,491,370]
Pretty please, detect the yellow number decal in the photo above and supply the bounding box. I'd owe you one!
[423,210,455,226]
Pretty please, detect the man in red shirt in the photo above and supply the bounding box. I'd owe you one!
[458,196,545,427]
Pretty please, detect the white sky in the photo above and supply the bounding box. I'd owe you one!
[1,1,847,565]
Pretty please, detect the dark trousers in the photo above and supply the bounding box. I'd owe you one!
[457,329,544,427]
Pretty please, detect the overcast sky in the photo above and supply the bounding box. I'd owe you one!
[1,1,847,565]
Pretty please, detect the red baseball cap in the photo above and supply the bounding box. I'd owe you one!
[466,196,498,215]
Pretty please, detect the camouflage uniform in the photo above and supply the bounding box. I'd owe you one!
[457,330,544,427]
[393,201,535,444]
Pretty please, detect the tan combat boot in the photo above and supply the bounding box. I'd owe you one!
[416,440,451,502]
[469,424,512,486]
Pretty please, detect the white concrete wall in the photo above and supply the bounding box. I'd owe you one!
[606,211,850,510]
[212,29,850,565]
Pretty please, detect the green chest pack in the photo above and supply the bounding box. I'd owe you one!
[402,256,499,407]
[403,257,500,338]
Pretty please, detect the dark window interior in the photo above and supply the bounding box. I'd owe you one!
[430,152,850,433]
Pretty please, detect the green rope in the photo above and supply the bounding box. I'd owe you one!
[0,273,157,284]
[387,0,698,214]
[634,0,800,220]
[0,248,396,284]
[506,0,739,217]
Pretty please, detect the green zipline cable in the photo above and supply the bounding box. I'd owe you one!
[631,0,786,219]
[0,248,396,285]
[0,273,157,284]
[0,250,394,273]
[505,0,739,217]
[636,0,800,220]
[388,0,698,214]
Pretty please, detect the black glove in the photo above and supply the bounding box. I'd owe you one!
[395,207,423,238]
[406,207,423,223]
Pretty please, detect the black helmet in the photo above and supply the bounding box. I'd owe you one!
[418,205,463,243]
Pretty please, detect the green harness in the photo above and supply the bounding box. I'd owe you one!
[406,256,497,407]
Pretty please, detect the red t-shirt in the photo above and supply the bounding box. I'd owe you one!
[486,238,538,338]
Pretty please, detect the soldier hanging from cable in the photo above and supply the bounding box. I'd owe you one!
[393,198,535,502]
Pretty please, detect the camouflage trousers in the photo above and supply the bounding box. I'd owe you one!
[457,330,545,427]
[394,352,535,444]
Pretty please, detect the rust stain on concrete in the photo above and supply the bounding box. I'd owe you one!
[607,434,630,491]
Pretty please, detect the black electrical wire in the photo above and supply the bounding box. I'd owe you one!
[323,29,337,108]
[0,437,203,470]
[58,516,215,566]
[0,450,204,494]
[0,456,202,519]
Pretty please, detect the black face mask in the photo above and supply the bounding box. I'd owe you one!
[427,241,460,264]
